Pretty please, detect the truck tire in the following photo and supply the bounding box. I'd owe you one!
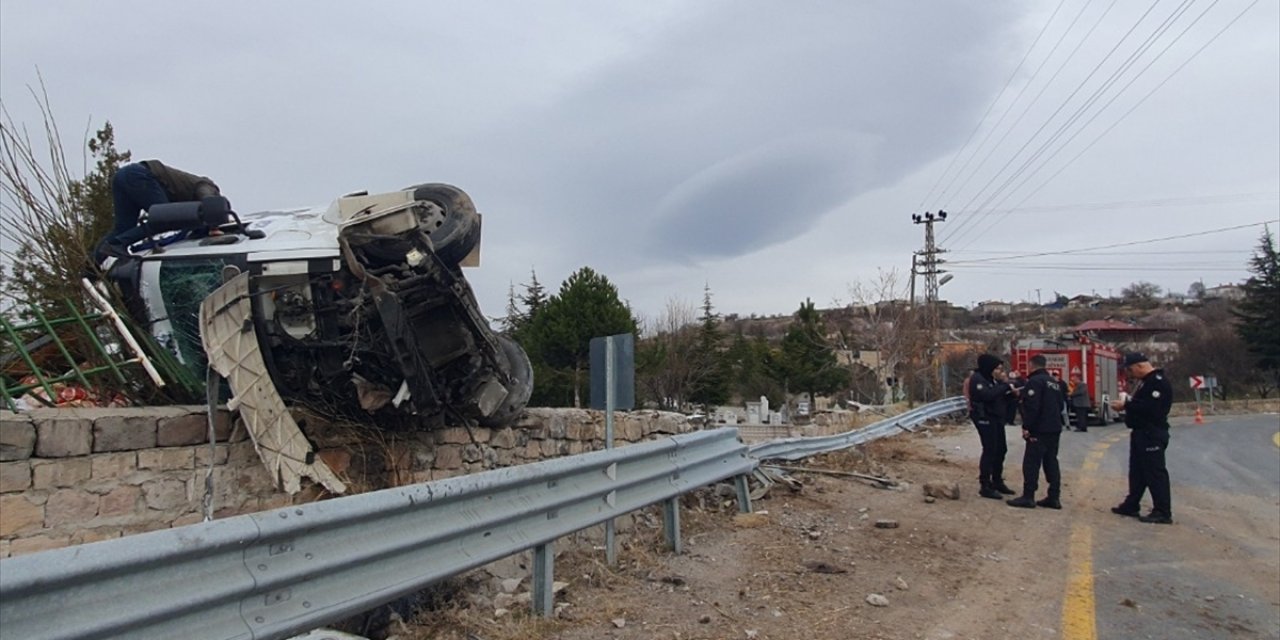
[404,183,480,265]
[479,335,534,427]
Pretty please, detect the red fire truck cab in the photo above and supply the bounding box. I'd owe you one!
[1010,336,1125,425]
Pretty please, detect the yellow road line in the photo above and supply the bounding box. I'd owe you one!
[1273,431,1280,449]
[1062,436,1120,640]
[1062,526,1097,640]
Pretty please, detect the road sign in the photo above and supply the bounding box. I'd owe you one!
[1204,376,1217,389]
[1189,375,1204,389]
[589,334,635,411]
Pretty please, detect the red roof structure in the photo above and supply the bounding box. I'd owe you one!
[1072,319,1176,342]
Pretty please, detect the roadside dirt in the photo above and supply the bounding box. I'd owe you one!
[389,421,1082,640]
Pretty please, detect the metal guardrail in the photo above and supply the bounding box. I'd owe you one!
[748,396,967,461]
[0,427,754,640]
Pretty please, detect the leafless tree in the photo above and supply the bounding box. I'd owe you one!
[844,269,930,403]
[636,297,702,410]
[1,76,126,315]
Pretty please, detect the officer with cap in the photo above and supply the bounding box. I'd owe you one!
[1007,354,1067,509]
[1109,353,1174,524]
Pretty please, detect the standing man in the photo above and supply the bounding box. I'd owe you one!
[967,354,1018,499]
[1007,355,1067,509]
[1005,370,1025,426]
[1068,373,1090,432]
[1110,353,1174,524]
[95,160,222,261]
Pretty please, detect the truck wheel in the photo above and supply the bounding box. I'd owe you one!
[479,335,534,427]
[405,183,481,265]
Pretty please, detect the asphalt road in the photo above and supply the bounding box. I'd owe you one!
[1055,413,1280,639]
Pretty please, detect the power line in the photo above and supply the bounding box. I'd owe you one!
[947,220,1270,265]
[949,0,1234,251]
[950,191,1277,217]
[988,0,1264,234]
[917,0,1070,211]
[949,265,1247,273]
[951,249,1247,255]
[951,262,1247,269]
[945,0,1205,249]
[938,0,1116,244]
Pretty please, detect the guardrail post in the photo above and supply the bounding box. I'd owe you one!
[663,497,682,554]
[734,474,753,513]
[532,542,555,617]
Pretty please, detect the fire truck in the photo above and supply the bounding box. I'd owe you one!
[1010,335,1124,425]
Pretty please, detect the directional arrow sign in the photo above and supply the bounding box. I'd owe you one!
[1189,375,1204,389]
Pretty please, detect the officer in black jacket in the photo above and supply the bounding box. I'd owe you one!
[1109,353,1174,524]
[967,354,1018,499]
[1007,355,1067,509]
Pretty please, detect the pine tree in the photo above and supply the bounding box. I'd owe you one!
[520,268,547,317]
[505,268,547,336]
[689,284,730,408]
[777,298,851,410]
[1234,228,1280,384]
[518,267,637,407]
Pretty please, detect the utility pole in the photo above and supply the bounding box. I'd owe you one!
[912,211,948,400]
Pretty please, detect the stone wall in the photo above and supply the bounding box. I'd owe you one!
[0,406,694,559]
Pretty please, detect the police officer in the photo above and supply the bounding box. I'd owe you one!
[1007,354,1067,509]
[967,354,1018,499]
[1109,353,1174,524]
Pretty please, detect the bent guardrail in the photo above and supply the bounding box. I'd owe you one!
[748,396,967,461]
[0,427,754,640]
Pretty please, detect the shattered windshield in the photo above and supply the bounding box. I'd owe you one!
[157,259,231,381]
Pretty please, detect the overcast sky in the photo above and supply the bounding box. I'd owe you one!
[2,1,1276,325]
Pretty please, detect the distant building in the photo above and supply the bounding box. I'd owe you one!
[1066,295,1100,309]
[1203,284,1245,301]
[973,300,1013,317]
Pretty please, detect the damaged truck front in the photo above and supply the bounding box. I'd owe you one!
[104,183,532,430]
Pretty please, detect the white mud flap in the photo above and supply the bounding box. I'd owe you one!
[200,272,347,495]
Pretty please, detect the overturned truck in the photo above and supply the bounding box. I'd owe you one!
[103,183,533,431]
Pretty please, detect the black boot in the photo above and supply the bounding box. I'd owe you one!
[1139,510,1173,524]
[1006,495,1036,508]
[1110,503,1140,517]
[992,479,1016,495]
[979,481,1002,500]
[1035,496,1062,509]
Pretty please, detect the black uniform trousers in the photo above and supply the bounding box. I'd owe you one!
[1122,428,1171,514]
[972,417,1008,486]
[1020,430,1061,498]
[1072,406,1089,432]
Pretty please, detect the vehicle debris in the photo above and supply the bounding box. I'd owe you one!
[102,183,532,429]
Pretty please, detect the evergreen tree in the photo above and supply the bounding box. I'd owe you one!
[689,284,730,408]
[503,268,548,335]
[1234,228,1280,384]
[520,268,547,317]
[725,329,783,406]
[776,298,850,409]
[518,267,637,407]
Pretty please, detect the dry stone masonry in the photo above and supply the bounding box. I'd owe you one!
[0,406,694,558]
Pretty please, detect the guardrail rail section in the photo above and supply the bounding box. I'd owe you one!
[748,397,967,461]
[0,428,755,640]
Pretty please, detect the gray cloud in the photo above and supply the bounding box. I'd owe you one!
[2,1,1276,319]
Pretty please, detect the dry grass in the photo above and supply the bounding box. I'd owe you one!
[373,492,738,639]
